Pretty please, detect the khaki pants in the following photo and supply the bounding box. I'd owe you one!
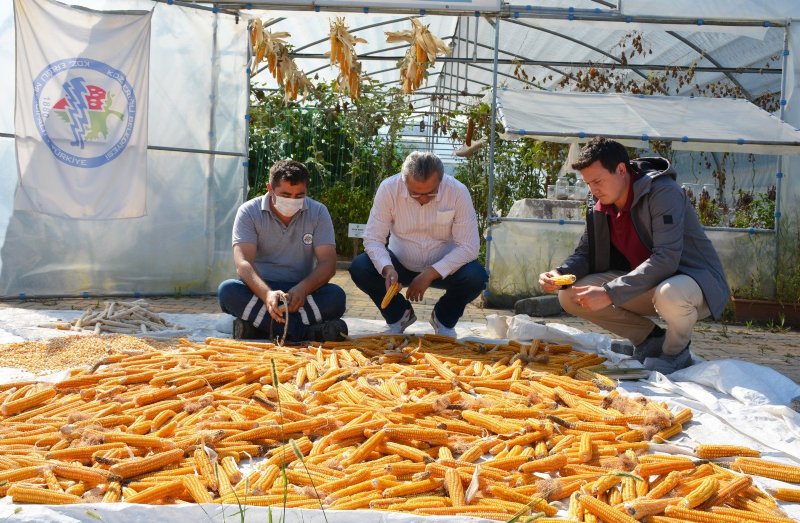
[558,271,711,355]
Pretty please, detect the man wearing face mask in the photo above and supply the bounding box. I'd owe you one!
[349,151,488,337]
[217,159,347,341]
[538,137,729,374]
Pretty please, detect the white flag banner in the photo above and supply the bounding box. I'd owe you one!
[14,0,151,219]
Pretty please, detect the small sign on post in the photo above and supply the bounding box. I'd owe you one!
[348,223,367,239]
[348,223,367,260]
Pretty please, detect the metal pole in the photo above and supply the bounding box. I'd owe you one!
[484,16,500,282]
[207,11,221,290]
[774,25,790,299]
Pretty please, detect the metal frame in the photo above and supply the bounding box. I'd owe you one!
[151,0,793,299]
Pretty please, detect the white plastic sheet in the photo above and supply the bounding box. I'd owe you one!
[496,90,800,155]
[1,309,800,520]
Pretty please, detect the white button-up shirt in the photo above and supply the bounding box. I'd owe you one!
[363,173,480,278]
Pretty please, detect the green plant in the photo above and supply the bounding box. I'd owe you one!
[766,314,790,333]
[696,187,724,227]
[316,181,374,257]
[248,81,411,256]
[730,187,776,230]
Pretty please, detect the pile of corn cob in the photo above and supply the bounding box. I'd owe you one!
[385,18,451,94]
[0,334,797,522]
[39,299,180,335]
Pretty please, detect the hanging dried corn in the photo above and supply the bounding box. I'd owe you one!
[385,18,451,94]
[328,17,367,100]
[249,19,312,102]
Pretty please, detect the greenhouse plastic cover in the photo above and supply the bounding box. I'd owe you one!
[496,90,800,155]
[486,220,777,300]
[0,1,248,297]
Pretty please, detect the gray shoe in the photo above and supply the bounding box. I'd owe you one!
[632,325,666,362]
[386,307,416,335]
[643,344,693,374]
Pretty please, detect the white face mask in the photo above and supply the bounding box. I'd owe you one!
[272,194,304,217]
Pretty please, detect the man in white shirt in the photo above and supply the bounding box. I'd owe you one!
[349,151,487,336]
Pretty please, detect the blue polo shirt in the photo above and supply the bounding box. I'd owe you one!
[232,195,336,283]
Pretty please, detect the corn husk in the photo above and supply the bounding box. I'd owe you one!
[385,18,451,94]
[328,17,367,100]
[249,19,311,102]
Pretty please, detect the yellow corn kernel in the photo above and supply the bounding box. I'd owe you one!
[695,444,761,459]
[551,274,577,286]
[699,474,752,510]
[102,481,122,503]
[731,457,800,483]
[109,448,185,479]
[518,452,568,474]
[444,467,465,506]
[579,494,639,523]
[8,484,81,504]
[124,479,184,504]
[192,447,218,491]
[182,474,214,503]
[624,497,682,519]
[382,477,443,498]
[380,282,401,309]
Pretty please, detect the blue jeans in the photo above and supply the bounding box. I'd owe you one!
[217,279,346,342]
[349,252,487,328]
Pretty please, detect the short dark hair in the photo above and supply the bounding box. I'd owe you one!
[269,159,310,187]
[401,151,444,182]
[571,137,631,173]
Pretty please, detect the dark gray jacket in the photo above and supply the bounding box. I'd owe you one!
[557,157,730,319]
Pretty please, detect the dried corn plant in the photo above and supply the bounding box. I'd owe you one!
[328,17,367,100]
[250,18,312,102]
[385,18,451,94]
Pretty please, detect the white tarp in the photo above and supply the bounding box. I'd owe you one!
[0,310,799,521]
[13,0,151,219]
[495,89,800,155]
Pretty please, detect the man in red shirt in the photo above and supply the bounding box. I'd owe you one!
[538,137,729,374]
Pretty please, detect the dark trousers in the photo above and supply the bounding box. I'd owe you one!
[217,279,346,341]
[348,252,487,328]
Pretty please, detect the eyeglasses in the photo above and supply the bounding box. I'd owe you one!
[408,190,438,199]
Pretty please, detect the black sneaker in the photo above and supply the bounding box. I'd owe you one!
[232,318,263,340]
[305,319,348,342]
[632,325,666,362]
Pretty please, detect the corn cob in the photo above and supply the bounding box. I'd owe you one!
[768,487,800,502]
[731,457,800,483]
[551,273,577,286]
[579,493,639,523]
[109,448,185,479]
[124,479,184,503]
[8,484,81,504]
[680,476,719,508]
[624,496,682,518]
[380,282,402,309]
[695,444,761,459]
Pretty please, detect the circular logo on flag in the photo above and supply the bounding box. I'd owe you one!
[303,233,313,245]
[32,58,137,168]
